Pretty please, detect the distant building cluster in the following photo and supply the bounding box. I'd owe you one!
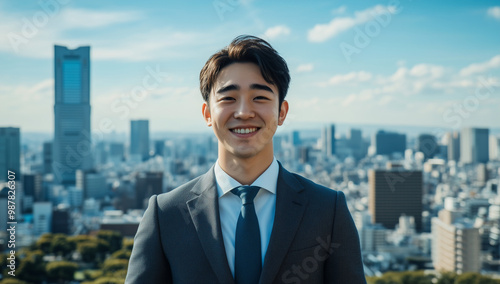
[1,45,500,277]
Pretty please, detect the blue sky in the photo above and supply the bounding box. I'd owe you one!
[1,0,499,134]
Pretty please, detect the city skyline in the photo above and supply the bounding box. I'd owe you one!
[1,0,500,133]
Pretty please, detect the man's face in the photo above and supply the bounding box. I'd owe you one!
[202,62,288,161]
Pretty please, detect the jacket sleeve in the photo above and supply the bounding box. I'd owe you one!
[125,195,172,284]
[324,191,366,284]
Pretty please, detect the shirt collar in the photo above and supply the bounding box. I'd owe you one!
[214,157,279,198]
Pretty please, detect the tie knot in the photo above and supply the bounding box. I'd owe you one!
[231,186,261,205]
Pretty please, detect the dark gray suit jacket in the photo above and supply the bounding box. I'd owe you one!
[125,163,366,284]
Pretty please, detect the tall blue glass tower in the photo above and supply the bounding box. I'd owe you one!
[53,45,92,185]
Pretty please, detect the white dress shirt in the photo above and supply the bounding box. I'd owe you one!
[214,158,278,276]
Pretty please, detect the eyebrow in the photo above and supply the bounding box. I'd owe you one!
[216,83,275,94]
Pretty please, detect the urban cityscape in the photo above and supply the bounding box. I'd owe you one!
[0,44,500,283]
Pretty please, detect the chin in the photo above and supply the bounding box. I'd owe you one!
[231,148,260,159]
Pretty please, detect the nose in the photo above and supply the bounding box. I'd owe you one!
[234,99,255,120]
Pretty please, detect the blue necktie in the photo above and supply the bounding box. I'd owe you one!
[231,186,262,284]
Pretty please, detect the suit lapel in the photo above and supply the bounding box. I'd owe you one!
[260,164,308,284]
[187,167,234,284]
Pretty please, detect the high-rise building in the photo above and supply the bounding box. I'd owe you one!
[154,140,165,157]
[0,186,8,232]
[43,141,53,174]
[489,135,500,161]
[0,127,20,181]
[23,173,42,211]
[130,120,150,161]
[347,128,364,159]
[359,224,388,253]
[52,206,71,234]
[53,45,92,185]
[432,209,481,273]
[109,142,125,163]
[369,169,423,232]
[68,186,83,208]
[417,134,439,160]
[447,131,460,162]
[135,172,163,209]
[373,130,406,156]
[33,202,53,236]
[460,128,489,164]
[322,124,335,157]
[76,169,107,200]
[290,130,301,146]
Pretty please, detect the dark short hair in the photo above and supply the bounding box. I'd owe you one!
[199,35,290,107]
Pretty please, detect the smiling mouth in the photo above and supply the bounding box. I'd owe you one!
[230,127,260,134]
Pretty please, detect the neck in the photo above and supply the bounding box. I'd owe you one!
[218,151,274,186]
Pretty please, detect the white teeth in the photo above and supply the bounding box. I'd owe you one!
[233,128,257,134]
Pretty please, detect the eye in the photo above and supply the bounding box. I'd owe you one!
[220,96,235,101]
[254,96,270,101]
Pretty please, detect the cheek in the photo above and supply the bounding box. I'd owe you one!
[210,107,226,125]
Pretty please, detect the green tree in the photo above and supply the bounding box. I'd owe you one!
[68,234,93,244]
[83,269,103,281]
[122,238,133,251]
[436,271,457,284]
[0,279,29,284]
[97,230,123,253]
[51,234,74,258]
[36,233,54,254]
[93,277,124,284]
[46,261,78,282]
[0,252,7,277]
[400,271,433,284]
[78,241,99,263]
[17,250,46,283]
[456,272,480,284]
[109,250,131,260]
[102,259,128,274]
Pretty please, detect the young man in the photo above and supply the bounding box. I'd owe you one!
[125,35,366,284]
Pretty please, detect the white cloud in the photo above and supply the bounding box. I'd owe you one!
[263,25,290,40]
[58,8,142,30]
[487,6,500,20]
[460,54,500,76]
[409,64,445,79]
[332,6,347,15]
[321,71,372,86]
[0,79,54,130]
[0,8,214,62]
[296,64,314,73]
[308,5,397,43]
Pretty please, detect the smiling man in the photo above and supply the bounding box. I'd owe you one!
[126,35,366,284]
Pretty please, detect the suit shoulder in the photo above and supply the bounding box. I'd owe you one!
[155,175,203,206]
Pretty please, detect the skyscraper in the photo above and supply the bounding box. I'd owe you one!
[447,131,460,162]
[76,169,107,200]
[347,128,364,159]
[53,45,92,185]
[323,124,335,157]
[417,134,439,160]
[0,127,20,181]
[290,130,301,146]
[373,130,406,156]
[369,169,423,232]
[489,135,500,161]
[43,141,53,174]
[432,208,480,273]
[135,172,163,209]
[460,128,489,164]
[130,120,150,161]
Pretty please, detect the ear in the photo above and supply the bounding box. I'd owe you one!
[278,100,289,126]
[202,102,212,127]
